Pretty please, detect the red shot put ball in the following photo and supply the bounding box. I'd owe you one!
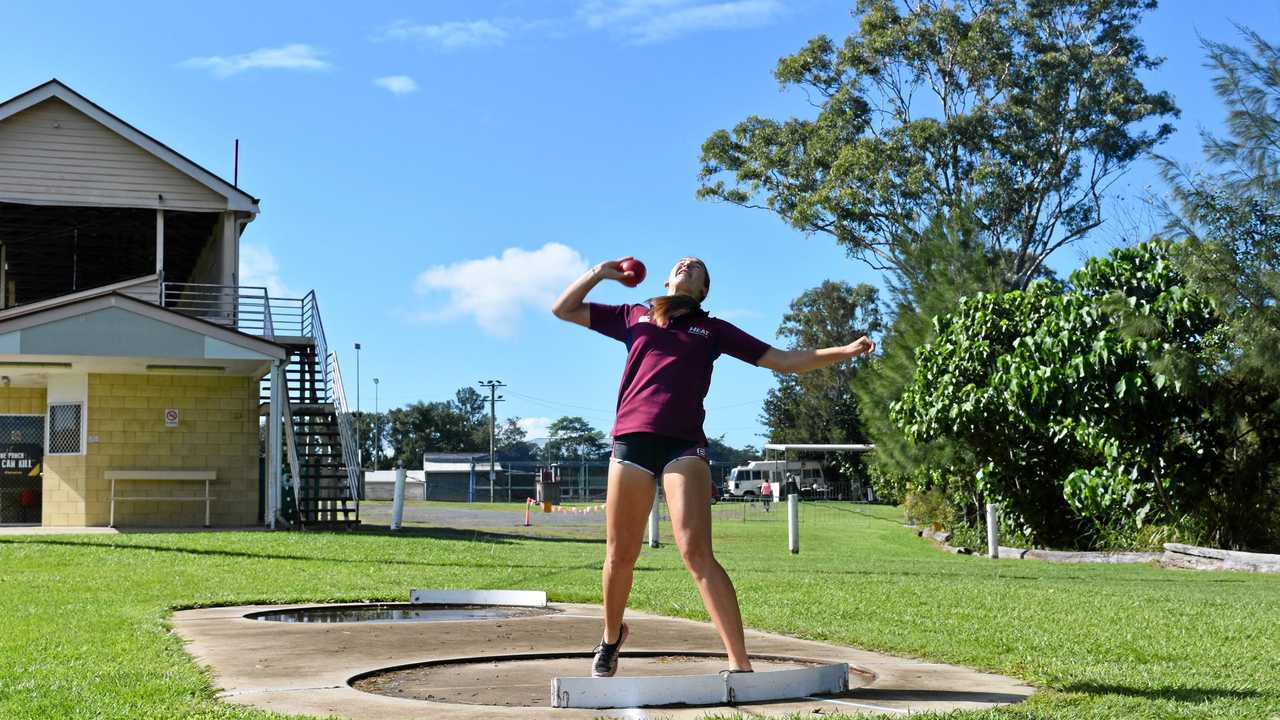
[618,258,646,287]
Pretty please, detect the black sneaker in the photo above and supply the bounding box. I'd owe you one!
[591,623,629,678]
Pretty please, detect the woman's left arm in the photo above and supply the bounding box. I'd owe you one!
[757,337,876,374]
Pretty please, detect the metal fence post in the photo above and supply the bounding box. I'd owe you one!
[986,502,999,558]
[391,467,407,530]
[787,492,799,554]
[648,494,660,548]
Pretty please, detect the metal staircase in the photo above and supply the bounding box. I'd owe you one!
[161,283,361,530]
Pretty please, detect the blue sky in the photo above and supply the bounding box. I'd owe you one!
[2,1,1277,448]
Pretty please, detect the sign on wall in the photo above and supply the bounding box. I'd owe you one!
[164,408,180,428]
[0,415,43,524]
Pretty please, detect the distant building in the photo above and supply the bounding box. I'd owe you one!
[362,470,426,500]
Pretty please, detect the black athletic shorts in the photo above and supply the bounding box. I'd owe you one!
[610,432,709,478]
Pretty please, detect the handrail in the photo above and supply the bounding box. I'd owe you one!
[280,392,304,527]
[328,353,362,505]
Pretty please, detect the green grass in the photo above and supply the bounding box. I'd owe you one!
[0,505,1277,719]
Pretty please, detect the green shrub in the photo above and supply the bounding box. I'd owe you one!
[903,488,951,529]
[891,241,1259,549]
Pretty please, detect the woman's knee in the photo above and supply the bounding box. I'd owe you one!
[605,543,642,570]
[678,541,717,578]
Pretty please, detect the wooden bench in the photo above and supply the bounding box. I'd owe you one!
[105,470,216,527]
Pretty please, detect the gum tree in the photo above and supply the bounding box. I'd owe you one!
[698,0,1177,288]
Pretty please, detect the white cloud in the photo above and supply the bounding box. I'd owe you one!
[377,19,509,50]
[413,243,589,337]
[579,0,783,44]
[180,44,331,78]
[239,244,300,299]
[374,75,419,95]
[516,416,554,442]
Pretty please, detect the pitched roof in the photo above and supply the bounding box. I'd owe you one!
[0,287,286,361]
[0,79,259,214]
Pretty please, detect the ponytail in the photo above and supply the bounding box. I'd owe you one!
[649,295,702,327]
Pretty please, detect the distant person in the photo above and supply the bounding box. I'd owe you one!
[759,478,772,512]
[552,255,876,677]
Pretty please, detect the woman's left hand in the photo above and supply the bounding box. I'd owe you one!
[845,336,876,358]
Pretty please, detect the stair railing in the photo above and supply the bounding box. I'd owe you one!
[280,392,304,525]
[328,352,362,506]
[296,290,359,509]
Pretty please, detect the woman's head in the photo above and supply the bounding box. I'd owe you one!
[664,257,710,302]
[650,257,710,327]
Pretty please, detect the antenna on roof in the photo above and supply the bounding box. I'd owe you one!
[233,139,239,188]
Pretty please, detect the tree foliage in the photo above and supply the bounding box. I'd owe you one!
[852,209,1008,506]
[544,416,609,461]
[762,280,884,445]
[891,241,1280,549]
[698,0,1177,287]
[1151,25,1280,548]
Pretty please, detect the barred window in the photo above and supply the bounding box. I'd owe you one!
[47,404,83,455]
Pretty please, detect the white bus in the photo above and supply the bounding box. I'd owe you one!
[726,460,827,497]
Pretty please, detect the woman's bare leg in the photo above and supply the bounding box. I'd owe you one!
[602,460,657,643]
[662,458,752,671]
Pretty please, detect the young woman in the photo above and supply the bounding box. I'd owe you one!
[551,256,875,677]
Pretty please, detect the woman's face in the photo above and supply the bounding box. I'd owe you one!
[664,257,709,300]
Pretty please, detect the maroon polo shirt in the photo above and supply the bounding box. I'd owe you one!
[588,302,771,443]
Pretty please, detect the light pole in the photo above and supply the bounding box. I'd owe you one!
[354,342,362,469]
[477,380,506,502]
[373,377,380,470]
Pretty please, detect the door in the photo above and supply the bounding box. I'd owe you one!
[0,415,44,524]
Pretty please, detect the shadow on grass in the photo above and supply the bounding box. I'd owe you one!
[350,525,603,545]
[1059,682,1263,703]
[0,526,608,569]
[841,688,1032,704]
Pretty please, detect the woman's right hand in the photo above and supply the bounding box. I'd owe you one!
[596,257,637,284]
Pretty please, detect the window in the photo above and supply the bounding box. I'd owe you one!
[47,404,83,455]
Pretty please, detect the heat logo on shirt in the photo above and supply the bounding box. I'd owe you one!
[688,327,710,337]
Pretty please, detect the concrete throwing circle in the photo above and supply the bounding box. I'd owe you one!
[172,602,1036,718]
[245,603,556,624]
[352,652,851,707]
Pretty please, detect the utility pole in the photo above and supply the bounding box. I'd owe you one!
[477,380,506,502]
[372,377,380,470]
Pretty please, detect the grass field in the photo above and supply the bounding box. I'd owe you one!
[0,503,1276,719]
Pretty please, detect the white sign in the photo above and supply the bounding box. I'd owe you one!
[164,408,180,427]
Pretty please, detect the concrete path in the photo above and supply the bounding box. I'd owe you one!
[173,602,1034,718]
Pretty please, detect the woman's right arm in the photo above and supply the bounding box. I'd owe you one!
[551,257,633,327]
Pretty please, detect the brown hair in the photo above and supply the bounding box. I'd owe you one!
[650,260,710,327]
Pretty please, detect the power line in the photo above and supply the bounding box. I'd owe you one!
[504,390,613,416]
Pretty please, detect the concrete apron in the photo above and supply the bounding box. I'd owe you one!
[173,602,1034,719]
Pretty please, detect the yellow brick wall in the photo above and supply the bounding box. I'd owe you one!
[0,387,46,414]
[76,374,261,527]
